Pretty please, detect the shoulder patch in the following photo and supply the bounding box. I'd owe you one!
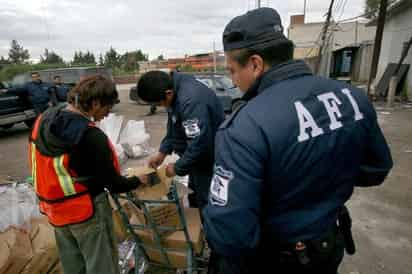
[209,166,234,207]
[182,118,200,138]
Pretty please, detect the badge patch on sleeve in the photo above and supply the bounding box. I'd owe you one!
[182,119,201,138]
[210,166,233,206]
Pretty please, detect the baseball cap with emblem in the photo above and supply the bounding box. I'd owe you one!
[223,7,290,51]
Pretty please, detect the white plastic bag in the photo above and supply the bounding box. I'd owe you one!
[114,143,128,166]
[0,183,40,232]
[119,120,149,145]
[99,113,124,145]
[119,120,152,159]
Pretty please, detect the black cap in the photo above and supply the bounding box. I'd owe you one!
[223,7,289,51]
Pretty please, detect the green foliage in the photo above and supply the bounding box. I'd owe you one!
[178,64,196,72]
[1,39,150,81]
[40,49,64,64]
[72,50,96,65]
[104,47,120,68]
[119,50,148,72]
[8,40,30,64]
[0,63,67,82]
[364,0,397,19]
[98,54,104,66]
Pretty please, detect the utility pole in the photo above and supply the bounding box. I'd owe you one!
[257,0,261,8]
[304,0,307,21]
[314,0,335,75]
[355,21,358,44]
[213,41,217,73]
[367,0,388,97]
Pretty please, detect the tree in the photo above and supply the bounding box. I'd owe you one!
[8,40,30,64]
[0,56,10,65]
[72,50,96,65]
[104,47,120,68]
[365,0,396,19]
[40,48,64,64]
[157,54,164,61]
[119,50,149,72]
[83,51,96,65]
[98,54,104,66]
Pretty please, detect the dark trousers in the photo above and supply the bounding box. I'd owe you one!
[209,228,345,274]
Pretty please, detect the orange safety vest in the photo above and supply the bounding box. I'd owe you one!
[28,115,120,226]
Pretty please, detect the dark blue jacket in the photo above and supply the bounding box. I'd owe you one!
[159,73,225,176]
[203,60,393,257]
[54,84,70,102]
[8,81,53,114]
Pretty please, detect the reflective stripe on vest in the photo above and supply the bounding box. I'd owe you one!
[30,143,37,189]
[53,155,76,196]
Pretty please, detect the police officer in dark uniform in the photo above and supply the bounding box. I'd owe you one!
[52,75,71,102]
[5,71,56,114]
[137,71,225,211]
[203,8,393,274]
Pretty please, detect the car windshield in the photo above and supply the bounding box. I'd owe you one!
[197,78,214,88]
[216,76,235,89]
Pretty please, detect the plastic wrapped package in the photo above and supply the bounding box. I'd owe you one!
[99,113,124,145]
[119,120,149,145]
[119,120,153,159]
[114,144,128,166]
[0,183,40,232]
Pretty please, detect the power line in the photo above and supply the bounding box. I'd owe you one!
[314,0,336,74]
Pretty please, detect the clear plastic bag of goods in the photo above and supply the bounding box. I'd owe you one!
[0,183,40,232]
[118,241,148,274]
[119,120,153,159]
[98,113,124,145]
[119,120,149,145]
[114,144,128,166]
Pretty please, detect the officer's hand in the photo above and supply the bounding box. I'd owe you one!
[148,152,166,169]
[165,163,176,178]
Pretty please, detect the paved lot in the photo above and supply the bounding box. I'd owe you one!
[0,84,411,273]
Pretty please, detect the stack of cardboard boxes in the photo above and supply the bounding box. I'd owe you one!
[0,217,62,274]
[113,166,205,268]
[0,165,204,273]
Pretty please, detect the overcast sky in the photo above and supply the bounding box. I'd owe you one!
[0,0,366,62]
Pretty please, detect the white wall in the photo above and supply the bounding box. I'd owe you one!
[377,6,412,97]
[289,21,376,50]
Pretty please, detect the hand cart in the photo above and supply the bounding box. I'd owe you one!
[113,179,208,274]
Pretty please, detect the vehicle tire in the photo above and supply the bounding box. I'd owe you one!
[0,124,14,130]
[24,119,35,129]
[231,100,244,113]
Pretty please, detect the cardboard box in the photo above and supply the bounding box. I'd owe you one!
[131,208,204,268]
[112,209,131,243]
[145,249,190,269]
[0,228,33,274]
[127,167,181,231]
[20,217,59,274]
[47,261,63,274]
[133,208,203,253]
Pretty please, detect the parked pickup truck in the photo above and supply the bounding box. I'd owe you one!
[0,81,36,129]
[0,67,114,129]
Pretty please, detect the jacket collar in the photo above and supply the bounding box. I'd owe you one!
[242,60,313,102]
